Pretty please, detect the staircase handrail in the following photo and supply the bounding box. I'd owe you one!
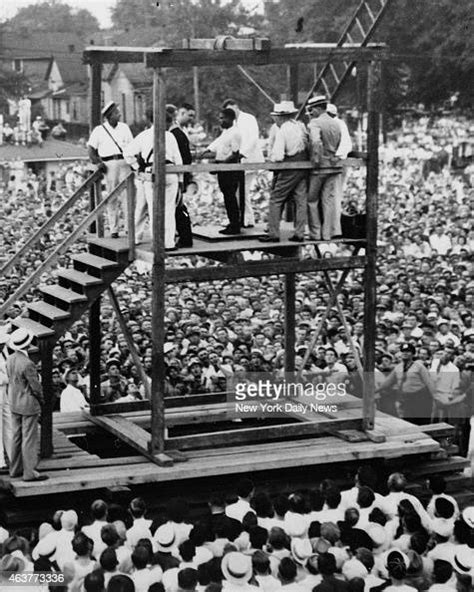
[0,173,133,320]
[1,169,103,278]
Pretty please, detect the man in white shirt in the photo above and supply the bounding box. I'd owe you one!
[87,102,133,238]
[60,368,89,412]
[124,108,182,250]
[81,499,109,557]
[259,101,308,243]
[201,108,242,235]
[225,477,254,523]
[429,225,452,255]
[327,103,352,199]
[430,347,462,415]
[223,99,264,228]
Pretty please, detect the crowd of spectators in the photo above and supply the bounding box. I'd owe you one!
[0,470,473,591]
[0,114,472,441]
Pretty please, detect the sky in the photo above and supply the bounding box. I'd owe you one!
[0,0,264,29]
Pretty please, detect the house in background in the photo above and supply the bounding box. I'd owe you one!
[0,32,89,129]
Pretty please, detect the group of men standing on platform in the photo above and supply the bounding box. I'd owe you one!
[86,95,352,248]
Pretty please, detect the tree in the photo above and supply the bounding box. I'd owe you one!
[7,0,100,36]
[0,67,29,114]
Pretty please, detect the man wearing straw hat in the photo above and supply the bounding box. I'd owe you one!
[259,100,308,243]
[0,328,12,468]
[306,95,343,241]
[88,101,133,238]
[7,327,48,481]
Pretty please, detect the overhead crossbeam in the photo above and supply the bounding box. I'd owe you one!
[83,45,387,68]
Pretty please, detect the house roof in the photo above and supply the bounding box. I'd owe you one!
[0,139,88,163]
[1,32,87,83]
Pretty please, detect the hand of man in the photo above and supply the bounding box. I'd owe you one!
[97,162,108,174]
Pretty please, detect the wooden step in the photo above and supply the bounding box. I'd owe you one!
[40,285,88,310]
[71,253,120,278]
[27,301,71,327]
[11,317,55,339]
[88,236,130,253]
[57,268,103,294]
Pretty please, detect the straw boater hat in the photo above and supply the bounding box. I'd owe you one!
[221,552,252,586]
[271,100,298,116]
[307,95,328,108]
[8,327,33,352]
[153,523,177,554]
[102,101,117,118]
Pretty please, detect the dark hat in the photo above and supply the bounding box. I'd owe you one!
[106,358,121,370]
[400,343,416,354]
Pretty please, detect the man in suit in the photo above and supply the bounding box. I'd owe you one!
[7,328,48,482]
[171,103,195,191]
[306,95,343,241]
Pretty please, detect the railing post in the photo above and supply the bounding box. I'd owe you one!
[127,173,136,260]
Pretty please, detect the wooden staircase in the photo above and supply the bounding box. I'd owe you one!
[11,238,131,348]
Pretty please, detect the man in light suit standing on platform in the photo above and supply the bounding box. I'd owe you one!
[87,102,133,238]
[7,328,48,482]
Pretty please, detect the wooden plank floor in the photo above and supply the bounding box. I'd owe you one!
[0,410,439,498]
[133,223,365,262]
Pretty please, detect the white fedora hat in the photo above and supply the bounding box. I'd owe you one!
[271,100,298,116]
[8,327,33,351]
[221,552,252,586]
[307,94,328,108]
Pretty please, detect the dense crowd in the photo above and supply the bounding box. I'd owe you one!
[0,470,473,591]
[0,114,473,441]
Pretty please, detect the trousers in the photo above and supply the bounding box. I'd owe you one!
[238,170,257,226]
[267,168,307,239]
[307,171,343,240]
[0,386,12,467]
[10,413,40,480]
[135,174,179,248]
[104,159,131,235]
[217,171,241,229]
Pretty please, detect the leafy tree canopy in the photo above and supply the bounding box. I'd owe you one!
[7,0,100,36]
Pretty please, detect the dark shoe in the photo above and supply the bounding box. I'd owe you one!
[165,246,178,252]
[331,234,343,239]
[176,241,193,248]
[288,235,304,243]
[258,235,280,243]
[111,232,119,238]
[243,224,255,228]
[23,474,49,482]
[219,226,240,235]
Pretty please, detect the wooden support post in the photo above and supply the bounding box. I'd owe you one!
[363,60,381,431]
[126,174,136,260]
[88,60,103,413]
[238,173,245,227]
[89,299,102,412]
[284,273,296,373]
[40,341,53,458]
[107,287,151,400]
[236,65,275,104]
[89,62,102,235]
[150,68,167,455]
[193,67,200,121]
[288,64,299,106]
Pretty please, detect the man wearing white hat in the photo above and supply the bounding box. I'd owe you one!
[306,95,343,241]
[7,327,48,481]
[0,329,12,468]
[259,101,308,243]
[88,101,133,238]
[221,551,258,590]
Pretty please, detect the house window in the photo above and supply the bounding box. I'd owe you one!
[13,59,23,72]
[72,101,78,121]
[122,93,127,123]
